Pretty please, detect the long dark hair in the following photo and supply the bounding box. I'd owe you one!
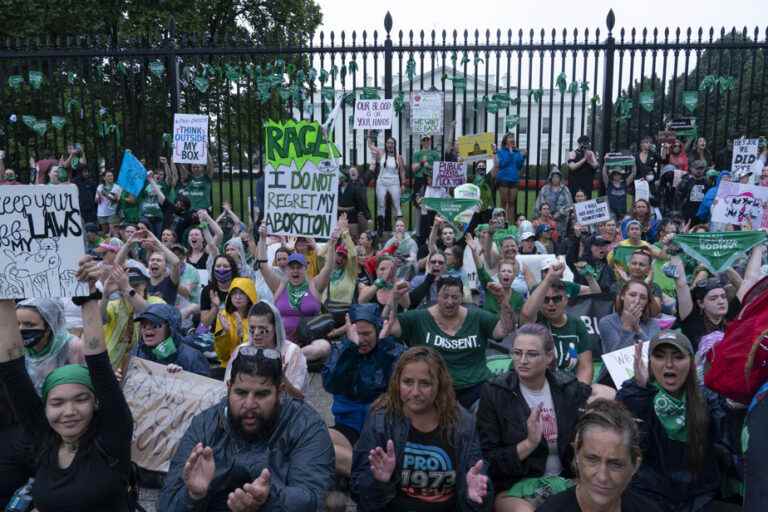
[212,254,240,290]
[385,137,398,157]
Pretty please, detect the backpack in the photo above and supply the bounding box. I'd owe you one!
[704,276,768,404]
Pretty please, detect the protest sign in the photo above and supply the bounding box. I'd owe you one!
[634,180,650,201]
[263,120,341,238]
[123,357,226,472]
[354,99,394,130]
[458,132,494,162]
[518,255,574,285]
[117,151,147,197]
[602,342,649,389]
[422,197,481,230]
[574,197,611,225]
[711,181,768,228]
[432,161,466,188]
[673,231,767,274]
[731,139,760,177]
[0,185,89,299]
[172,113,209,165]
[410,91,443,136]
[454,183,481,224]
[605,152,635,168]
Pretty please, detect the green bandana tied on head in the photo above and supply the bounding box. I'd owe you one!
[42,364,94,403]
[287,281,310,310]
[653,383,688,442]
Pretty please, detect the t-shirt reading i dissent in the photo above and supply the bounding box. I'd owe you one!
[538,314,590,374]
[389,426,457,512]
[398,308,497,389]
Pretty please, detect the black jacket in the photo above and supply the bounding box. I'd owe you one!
[675,174,710,222]
[476,369,591,492]
[617,379,720,512]
[339,180,371,221]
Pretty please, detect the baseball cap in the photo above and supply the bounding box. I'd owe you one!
[335,243,349,257]
[85,222,99,234]
[170,243,188,256]
[519,231,535,241]
[650,330,694,356]
[591,235,612,246]
[134,303,171,325]
[287,253,307,267]
[492,207,506,218]
[535,224,551,236]
[96,237,124,253]
[125,259,150,282]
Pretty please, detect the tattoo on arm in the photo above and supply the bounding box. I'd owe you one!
[86,337,101,351]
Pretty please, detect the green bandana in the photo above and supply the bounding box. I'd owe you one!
[493,227,519,248]
[653,383,688,442]
[42,364,94,403]
[673,231,767,274]
[287,281,310,310]
[151,336,178,362]
[421,197,481,231]
[330,268,344,283]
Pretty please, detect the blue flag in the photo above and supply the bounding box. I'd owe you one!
[117,150,147,197]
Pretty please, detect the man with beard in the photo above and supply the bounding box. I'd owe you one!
[160,346,334,511]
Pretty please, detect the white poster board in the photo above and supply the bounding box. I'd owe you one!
[172,114,209,165]
[410,91,443,136]
[0,185,89,299]
[354,99,394,130]
[634,180,650,202]
[432,161,466,188]
[123,358,226,472]
[601,341,649,389]
[516,255,574,285]
[711,181,768,229]
[731,139,759,177]
[575,197,611,226]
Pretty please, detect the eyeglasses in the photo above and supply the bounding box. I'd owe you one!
[543,295,564,304]
[237,346,280,361]
[511,350,543,361]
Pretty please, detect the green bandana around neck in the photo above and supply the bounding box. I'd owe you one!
[653,382,688,442]
[287,281,310,310]
[42,364,95,403]
[330,268,344,283]
[151,336,178,362]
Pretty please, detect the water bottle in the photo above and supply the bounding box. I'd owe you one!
[6,479,34,512]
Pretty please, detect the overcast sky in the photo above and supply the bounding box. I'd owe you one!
[317,0,765,37]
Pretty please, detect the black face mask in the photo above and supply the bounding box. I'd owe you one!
[20,328,47,348]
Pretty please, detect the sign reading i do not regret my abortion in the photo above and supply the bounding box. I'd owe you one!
[264,120,342,238]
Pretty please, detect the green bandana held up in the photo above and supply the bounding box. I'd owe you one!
[673,231,767,274]
[653,383,688,442]
[287,281,310,310]
[42,364,94,403]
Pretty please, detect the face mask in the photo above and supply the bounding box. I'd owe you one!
[646,174,655,183]
[215,268,233,282]
[151,336,177,360]
[20,328,47,348]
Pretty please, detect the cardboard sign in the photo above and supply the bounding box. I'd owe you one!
[123,358,226,472]
[117,151,147,197]
[172,114,209,165]
[634,179,650,201]
[711,181,768,228]
[264,120,341,238]
[458,132,494,162]
[410,91,443,136]
[0,185,89,299]
[432,161,466,188]
[574,197,611,226]
[354,99,394,130]
[602,341,649,390]
[731,139,760,176]
[605,152,635,168]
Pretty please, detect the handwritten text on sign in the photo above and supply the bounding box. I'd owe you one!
[264,120,340,237]
[0,185,89,299]
[731,139,759,177]
[172,113,209,165]
[123,358,226,472]
[574,197,611,226]
[410,91,443,136]
[711,181,768,228]
[354,99,394,130]
[601,341,649,390]
[432,161,467,188]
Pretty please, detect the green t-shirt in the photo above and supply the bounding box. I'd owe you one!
[477,266,524,315]
[413,149,441,179]
[120,191,140,223]
[161,182,177,205]
[185,175,212,210]
[540,314,590,374]
[139,184,163,219]
[397,307,497,389]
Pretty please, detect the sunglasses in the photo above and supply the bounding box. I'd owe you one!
[543,295,564,304]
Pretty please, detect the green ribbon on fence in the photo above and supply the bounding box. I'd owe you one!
[531,89,543,103]
[556,72,567,94]
[616,95,633,120]
[22,115,37,129]
[568,81,579,95]
[505,115,520,131]
[66,98,81,114]
[639,90,655,112]
[406,57,417,81]
[51,116,66,130]
[28,71,43,90]
[162,133,172,148]
[194,76,210,93]
[32,120,48,136]
[682,91,698,112]
[492,92,511,108]
[393,92,406,114]
[673,231,766,274]
[7,75,23,90]
[361,87,380,100]
[98,121,122,147]
[348,61,358,73]
[149,60,165,78]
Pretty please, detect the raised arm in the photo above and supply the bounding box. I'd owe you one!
[146,229,182,284]
[738,243,766,303]
[205,151,215,179]
[257,224,283,294]
[147,171,166,205]
[671,256,693,321]
[520,263,564,323]
[312,227,341,294]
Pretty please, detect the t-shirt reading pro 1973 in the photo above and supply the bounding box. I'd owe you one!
[397,308,497,389]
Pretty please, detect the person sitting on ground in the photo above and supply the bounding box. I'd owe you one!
[0,257,134,511]
[519,230,547,255]
[621,199,660,244]
[675,160,711,224]
[661,139,688,172]
[186,215,223,272]
[358,255,411,311]
[611,250,664,312]
[535,224,556,255]
[567,234,617,294]
[383,275,516,409]
[537,399,664,512]
[599,280,661,356]
[383,217,419,279]
[607,220,666,277]
[213,276,258,367]
[479,231,535,296]
[322,304,405,479]
[351,346,492,511]
[319,213,358,310]
[15,298,85,396]
[199,254,238,328]
[520,262,593,385]
[477,323,594,512]
[143,231,183,306]
[532,204,561,248]
[159,344,335,511]
[617,331,721,512]
[407,250,447,308]
[534,167,573,237]
[133,302,209,376]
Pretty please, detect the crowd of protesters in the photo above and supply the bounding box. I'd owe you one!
[0,129,767,512]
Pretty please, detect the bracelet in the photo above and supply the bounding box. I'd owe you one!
[72,289,103,306]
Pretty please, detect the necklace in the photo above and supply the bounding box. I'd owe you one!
[62,440,79,452]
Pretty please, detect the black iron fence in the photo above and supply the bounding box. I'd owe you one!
[0,10,766,221]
